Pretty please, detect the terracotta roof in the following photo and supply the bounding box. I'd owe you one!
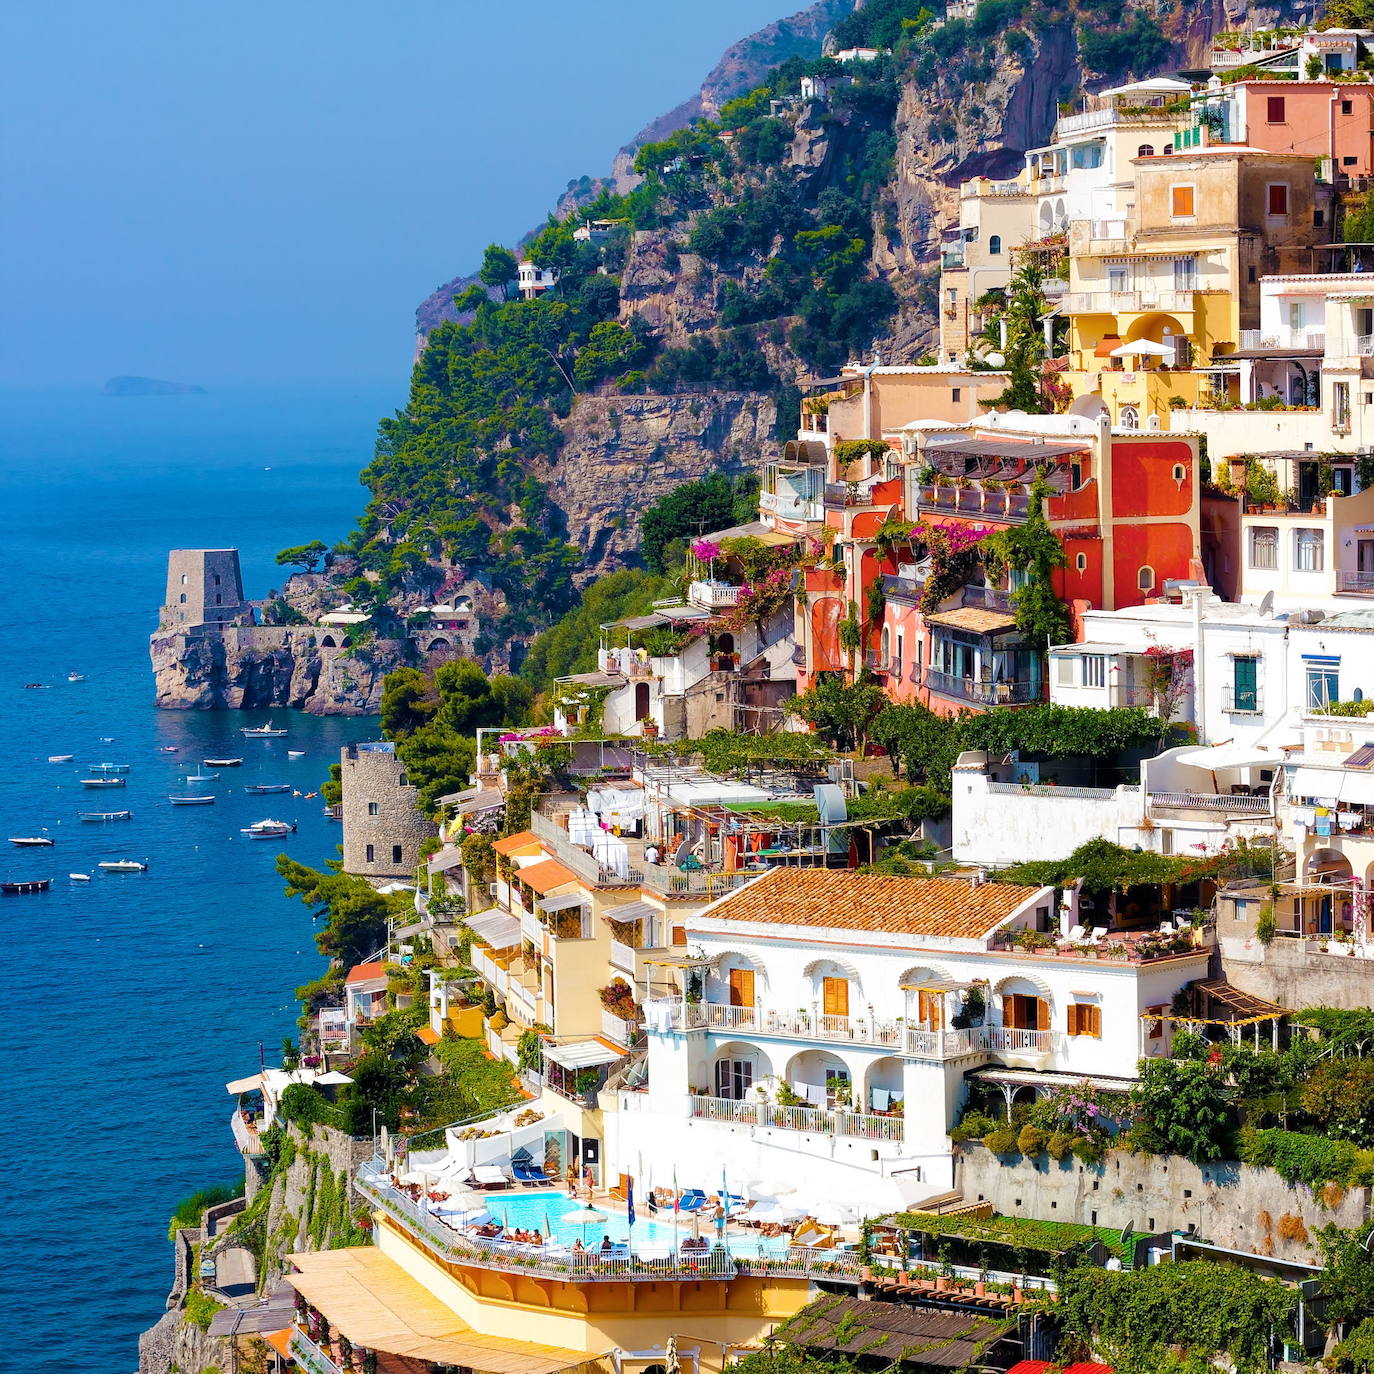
[517,858,579,895]
[701,868,1044,940]
[925,607,1019,634]
[493,830,541,856]
[346,961,387,985]
[262,1328,295,1360]
[415,1024,441,1045]
[1009,1363,1112,1374]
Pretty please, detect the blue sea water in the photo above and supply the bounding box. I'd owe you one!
[0,385,399,1374]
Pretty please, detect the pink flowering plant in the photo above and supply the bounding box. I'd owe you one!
[690,538,723,564]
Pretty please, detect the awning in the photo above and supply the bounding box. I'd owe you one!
[226,1074,264,1095]
[539,892,585,913]
[452,788,504,816]
[1110,339,1174,358]
[427,847,467,875]
[287,1248,603,1374]
[1093,335,1123,357]
[314,1070,354,1086]
[1337,771,1374,805]
[1290,766,1342,802]
[1049,641,1133,657]
[1174,742,1286,771]
[542,1039,625,1070]
[1191,978,1290,1020]
[925,607,1019,634]
[464,908,521,950]
[605,899,657,924]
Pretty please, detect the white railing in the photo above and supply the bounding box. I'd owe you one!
[689,1094,904,1140]
[471,948,504,986]
[985,1027,1057,1053]
[507,980,540,1028]
[1149,790,1271,814]
[231,1111,263,1156]
[1239,327,1325,351]
[602,1008,639,1046]
[519,909,543,946]
[1358,334,1374,357]
[1064,288,1194,314]
[688,579,740,609]
[596,646,653,678]
[289,1327,344,1374]
[761,490,824,522]
[1055,107,1119,135]
[610,938,639,974]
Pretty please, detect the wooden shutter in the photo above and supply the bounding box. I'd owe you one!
[1171,185,1194,217]
[1066,1003,1081,1036]
[917,989,944,1030]
[822,977,849,1017]
[728,967,755,1008]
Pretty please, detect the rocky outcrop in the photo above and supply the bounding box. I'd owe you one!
[545,390,778,581]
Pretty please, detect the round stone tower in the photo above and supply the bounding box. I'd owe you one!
[160,549,250,631]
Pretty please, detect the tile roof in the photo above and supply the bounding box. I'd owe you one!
[925,606,1019,634]
[492,830,541,856]
[702,868,1043,940]
[346,961,387,985]
[517,858,579,895]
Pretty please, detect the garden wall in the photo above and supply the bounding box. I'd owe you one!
[954,1142,1369,1265]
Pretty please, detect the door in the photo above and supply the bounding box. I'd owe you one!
[822,976,849,1018]
[727,967,755,1009]
[1002,993,1047,1031]
[1357,540,1374,573]
[916,988,945,1030]
[715,1058,753,1100]
[1233,656,1258,713]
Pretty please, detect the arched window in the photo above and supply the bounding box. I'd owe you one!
[1138,565,1156,593]
[634,681,651,721]
[988,234,1002,255]
[1120,404,1140,430]
[179,593,187,603]
[1137,144,1154,158]
[1075,552,1088,572]
[1172,463,1186,483]
[880,625,891,663]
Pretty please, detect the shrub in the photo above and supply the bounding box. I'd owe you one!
[983,1126,1020,1156]
[951,1110,1000,1143]
[1047,1130,1076,1161]
[1071,1135,1107,1165]
[1017,1124,1050,1156]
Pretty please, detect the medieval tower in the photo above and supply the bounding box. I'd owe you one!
[159,549,251,630]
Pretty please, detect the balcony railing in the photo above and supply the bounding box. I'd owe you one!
[1337,571,1374,594]
[1149,790,1271,814]
[915,484,1031,522]
[925,670,1040,706]
[610,937,638,974]
[1238,327,1325,351]
[231,1111,264,1156]
[689,579,740,610]
[1064,289,1194,314]
[761,490,824,522]
[289,1327,344,1374]
[689,1094,904,1140]
[602,1008,640,1046]
[1220,683,1265,715]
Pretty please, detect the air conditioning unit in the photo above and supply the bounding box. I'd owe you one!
[488,882,499,897]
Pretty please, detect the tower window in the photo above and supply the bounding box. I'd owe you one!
[365,844,375,863]
[988,234,1002,255]
[392,844,403,864]
[179,593,187,603]
[368,802,379,816]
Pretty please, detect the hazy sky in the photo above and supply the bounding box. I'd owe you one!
[2,0,792,391]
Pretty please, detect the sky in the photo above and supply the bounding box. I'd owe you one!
[1,0,795,391]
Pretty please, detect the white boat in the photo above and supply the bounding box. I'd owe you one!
[241,818,295,839]
[82,777,126,789]
[8,836,53,847]
[204,757,244,767]
[287,750,305,758]
[81,811,132,822]
[67,672,85,683]
[169,795,215,805]
[187,771,219,782]
[88,762,130,773]
[242,721,288,737]
[158,746,179,753]
[48,754,74,763]
[244,783,292,794]
[69,873,91,882]
[98,859,148,872]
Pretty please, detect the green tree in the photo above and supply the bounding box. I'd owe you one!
[275,540,328,573]
[1300,1059,1374,1145]
[380,666,439,740]
[640,473,758,574]
[572,321,645,388]
[988,259,1048,412]
[478,244,519,299]
[277,859,399,966]
[1128,1056,1235,1163]
[787,673,889,751]
[985,482,1071,649]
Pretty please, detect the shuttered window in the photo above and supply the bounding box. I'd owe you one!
[822,976,849,1017]
[1067,1002,1102,1037]
[727,967,755,1008]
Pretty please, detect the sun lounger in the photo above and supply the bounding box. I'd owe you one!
[677,1189,708,1213]
[472,1164,512,1189]
[512,1161,550,1183]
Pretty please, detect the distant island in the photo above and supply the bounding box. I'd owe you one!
[102,375,207,396]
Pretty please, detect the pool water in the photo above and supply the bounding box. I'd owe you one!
[486,1190,782,1256]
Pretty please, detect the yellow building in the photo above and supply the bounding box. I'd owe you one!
[1064,148,1331,428]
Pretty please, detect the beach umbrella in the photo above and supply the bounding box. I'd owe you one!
[812,1202,857,1228]
[749,1202,806,1226]
[563,1204,608,1242]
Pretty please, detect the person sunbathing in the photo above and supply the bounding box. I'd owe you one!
[530,1229,543,1245]
[572,1239,585,1253]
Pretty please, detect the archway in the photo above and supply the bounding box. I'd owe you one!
[319,634,337,648]
[426,637,451,653]
[802,956,862,1021]
[711,1041,772,1100]
[634,682,651,722]
[784,1049,853,1109]
[993,974,1053,1033]
[864,1057,904,1114]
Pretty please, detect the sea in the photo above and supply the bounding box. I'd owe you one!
[0,385,400,1374]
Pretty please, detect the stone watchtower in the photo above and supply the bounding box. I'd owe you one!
[340,741,435,881]
[159,549,250,631]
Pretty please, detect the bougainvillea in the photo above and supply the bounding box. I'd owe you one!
[916,521,994,615]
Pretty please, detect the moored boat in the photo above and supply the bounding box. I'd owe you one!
[47,754,74,763]
[241,818,295,839]
[242,721,288,737]
[187,771,219,782]
[169,795,215,805]
[67,672,85,682]
[81,811,132,822]
[88,762,131,773]
[69,873,91,882]
[8,836,54,847]
[287,750,305,759]
[97,859,148,872]
[1,878,51,894]
[81,777,126,789]
[244,783,292,794]
[204,757,244,767]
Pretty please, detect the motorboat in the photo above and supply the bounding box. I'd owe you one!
[244,783,292,794]
[67,672,85,682]
[69,873,91,882]
[204,758,244,767]
[88,763,131,773]
[81,811,132,822]
[169,795,215,805]
[187,771,219,782]
[82,777,126,789]
[287,750,305,759]
[9,836,54,847]
[1,878,50,894]
[158,746,179,753]
[97,859,148,872]
[242,721,288,737]
[48,754,74,763]
[241,818,295,839]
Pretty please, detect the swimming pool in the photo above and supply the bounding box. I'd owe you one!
[484,1190,784,1257]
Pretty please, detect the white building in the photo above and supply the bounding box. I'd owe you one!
[609,868,1207,1210]
[517,261,558,300]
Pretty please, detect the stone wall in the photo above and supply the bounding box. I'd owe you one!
[955,1142,1369,1266]
[1216,924,1374,1011]
[341,741,434,879]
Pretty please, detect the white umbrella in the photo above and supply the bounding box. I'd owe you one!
[399,1168,434,1187]
[1108,339,1174,358]
[749,1202,806,1225]
[812,1203,857,1227]
[563,1205,608,1224]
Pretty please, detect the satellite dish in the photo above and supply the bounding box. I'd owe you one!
[1258,591,1275,616]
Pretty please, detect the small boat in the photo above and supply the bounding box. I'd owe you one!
[23,683,47,690]
[97,859,148,872]
[242,721,288,737]
[81,811,132,822]
[241,818,296,839]
[48,754,74,763]
[244,783,292,794]
[9,836,54,847]
[158,746,179,753]
[88,763,131,773]
[81,777,126,789]
[169,795,215,805]
[69,873,91,882]
[100,737,115,742]
[204,757,244,767]
[1,878,51,894]
[67,672,85,683]
[287,750,305,759]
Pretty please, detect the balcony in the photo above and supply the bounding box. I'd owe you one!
[915,483,1030,522]
[689,1094,904,1141]
[1337,571,1374,594]
[925,669,1040,707]
[610,937,638,974]
[602,1008,640,1046]
[289,1327,344,1374]
[231,1110,264,1157]
[1064,289,1194,315]
[596,646,653,678]
[689,579,740,610]
[761,490,824,522]
[1220,683,1265,716]
[1149,790,1271,814]
[1238,327,1325,352]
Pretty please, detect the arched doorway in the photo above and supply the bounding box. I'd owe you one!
[785,1049,853,1110]
[634,682,651,722]
[864,1057,904,1115]
[319,634,337,648]
[712,631,736,672]
[426,637,451,654]
[711,1041,772,1100]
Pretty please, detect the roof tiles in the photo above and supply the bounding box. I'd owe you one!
[492,831,541,856]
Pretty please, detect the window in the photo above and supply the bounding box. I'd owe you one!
[1314,209,1326,228]
[1306,658,1340,711]
[367,801,379,816]
[1082,654,1107,688]
[1173,256,1196,291]
[1108,264,1131,293]
[365,844,375,863]
[1071,143,1103,169]
[1120,404,1140,430]
[1075,552,1088,572]
[947,287,958,308]
[215,594,222,605]
[1248,266,1257,284]
[391,844,402,864]
[1342,99,1353,115]
[952,386,962,403]
[1249,526,1278,569]
[1266,183,1289,217]
[1137,143,1154,157]
[913,988,945,1030]
[727,967,755,1007]
[1343,155,1358,167]
[1288,302,1307,332]
[895,632,904,679]
[179,593,187,603]
[988,235,1002,255]
[1232,656,1259,713]
[1170,185,1195,217]
[1003,993,1048,1031]
[1266,96,1286,123]
[1335,381,1352,430]
[1293,527,1324,571]
[180,573,188,585]
[822,976,850,1018]
[1137,565,1155,592]
[213,574,221,586]
[398,773,408,787]
[1067,1003,1102,1037]
[1172,463,1186,483]
[1055,655,1075,686]
[715,1058,754,1100]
